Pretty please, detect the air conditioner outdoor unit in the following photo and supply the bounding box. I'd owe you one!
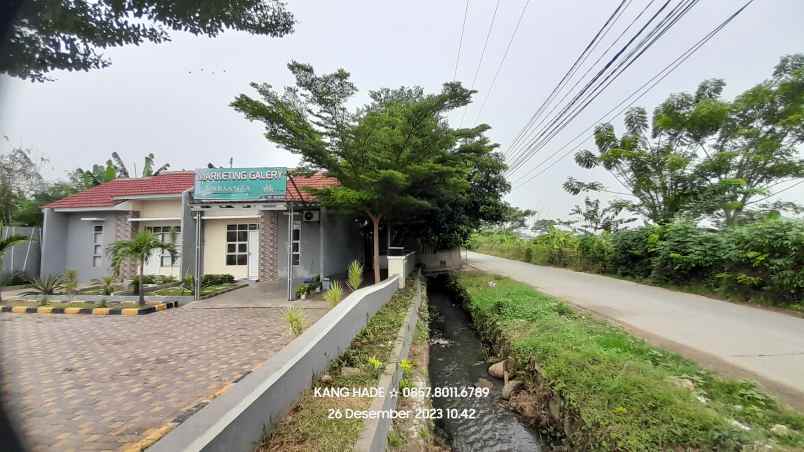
[302,210,320,222]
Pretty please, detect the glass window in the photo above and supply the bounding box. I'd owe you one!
[146,225,180,267]
[291,221,301,267]
[225,223,256,266]
[92,224,103,267]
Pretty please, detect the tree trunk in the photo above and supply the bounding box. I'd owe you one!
[138,259,145,306]
[369,214,382,284]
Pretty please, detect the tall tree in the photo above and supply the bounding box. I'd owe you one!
[2,0,295,82]
[655,55,804,225]
[232,63,508,283]
[565,54,804,226]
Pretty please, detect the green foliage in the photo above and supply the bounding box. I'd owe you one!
[577,233,615,273]
[346,260,363,291]
[110,230,177,305]
[324,281,344,307]
[202,274,235,286]
[24,274,63,295]
[652,222,731,283]
[450,272,804,450]
[232,64,509,282]
[285,306,305,336]
[472,217,804,307]
[608,226,658,278]
[62,269,79,295]
[3,0,295,82]
[565,55,804,226]
[91,276,116,296]
[366,356,383,377]
[180,275,195,295]
[719,219,804,301]
[531,227,580,267]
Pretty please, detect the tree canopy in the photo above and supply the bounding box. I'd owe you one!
[232,62,509,282]
[565,54,804,226]
[2,0,295,82]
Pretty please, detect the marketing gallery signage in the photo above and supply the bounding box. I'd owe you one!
[194,167,287,201]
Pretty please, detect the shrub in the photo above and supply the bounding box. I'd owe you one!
[129,275,157,292]
[720,219,804,302]
[531,227,579,267]
[651,222,732,284]
[285,306,305,336]
[609,226,658,278]
[202,274,235,286]
[577,233,614,273]
[324,281,344,307]
[91,276,116,296]
[347,260,363,290]
[25,274,63,295]
[63,269,78,295]
[180,275,194,294]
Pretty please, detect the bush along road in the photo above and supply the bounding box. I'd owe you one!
[469,218,804,313]
[442,271,804,451]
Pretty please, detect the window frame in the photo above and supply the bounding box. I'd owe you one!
[145,225,181,267]
[226,224,256,266]
[91,224,104,268]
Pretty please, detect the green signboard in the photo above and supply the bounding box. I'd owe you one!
[194,167,287,201]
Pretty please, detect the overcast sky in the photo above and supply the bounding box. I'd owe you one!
[1,0,802,220]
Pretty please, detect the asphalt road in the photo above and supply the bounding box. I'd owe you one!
[467,251,804,410]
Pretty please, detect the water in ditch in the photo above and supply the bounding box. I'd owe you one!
[428,287,543,452]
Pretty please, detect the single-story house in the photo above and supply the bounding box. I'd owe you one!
[41,167,365,295]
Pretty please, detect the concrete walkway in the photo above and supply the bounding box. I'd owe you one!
[467,251,804,410]
[188,281,330,310]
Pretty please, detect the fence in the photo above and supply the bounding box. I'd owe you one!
[1,226,41,281]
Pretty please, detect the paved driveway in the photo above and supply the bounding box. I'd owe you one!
[467,251,804,410]
[0,286,326,451]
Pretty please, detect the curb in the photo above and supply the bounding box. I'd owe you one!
[1,301,180,316]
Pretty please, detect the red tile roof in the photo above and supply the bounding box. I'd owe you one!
[287,173,339,202]
[43,170,339,209]
[43,172,195,209]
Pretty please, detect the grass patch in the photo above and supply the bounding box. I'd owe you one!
[150,283,239,297]
[448,271,804,451]
[259,279,418,452]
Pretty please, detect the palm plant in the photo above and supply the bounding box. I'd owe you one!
[24,274,63,295]
[109,230,176,305]
[91,276,116,295]
[347,260,363,291]
[0,226,28,302]
[63,269,79,295]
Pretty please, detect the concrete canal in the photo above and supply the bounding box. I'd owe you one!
[427,283,543,451]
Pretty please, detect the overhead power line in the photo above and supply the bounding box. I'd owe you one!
[747,179,804,205]
[473,0,532,122]
[452,0,471,81]
[505,0,630,157]
[506,0,701,177]
[460,0,502,126]
[510,0,756,190]
[507,0,652,161]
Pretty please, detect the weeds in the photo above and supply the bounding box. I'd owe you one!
[324,281,344,307]
[285,306,305,336]
[347,260,363,291]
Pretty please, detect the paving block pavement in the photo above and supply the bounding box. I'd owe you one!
[0,303,326,451]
